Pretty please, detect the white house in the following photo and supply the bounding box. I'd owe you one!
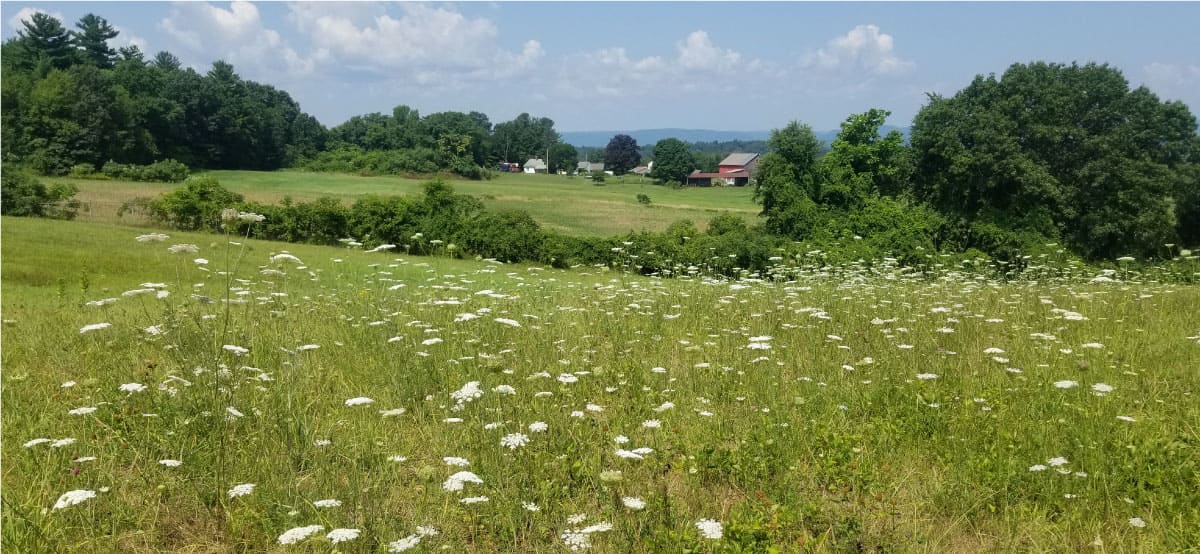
[523,158,547,172]
[523,158,547,174]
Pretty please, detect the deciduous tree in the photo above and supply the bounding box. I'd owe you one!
[604,134,640,175]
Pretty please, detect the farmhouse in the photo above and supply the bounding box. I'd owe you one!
[577,161,607,174]
[686,152,760,186]
[523,158,548,173]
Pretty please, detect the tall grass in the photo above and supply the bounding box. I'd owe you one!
[2,216,1198,551]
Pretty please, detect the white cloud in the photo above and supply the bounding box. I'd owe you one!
[286,3,541,81]
[1143,62,1200,104]
[1144,62,1200,88]
[111,25,148,53]
[8,7,65,33]
[159,1,311,77]
[557,30,761,100]
[805,24,914,75]
[677,31,740,71]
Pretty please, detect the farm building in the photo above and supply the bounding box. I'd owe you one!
[686,152,760,186]
[577,161,609,174]
[523,158,548,173]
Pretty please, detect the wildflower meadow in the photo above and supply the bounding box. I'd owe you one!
[2,216,1198,552]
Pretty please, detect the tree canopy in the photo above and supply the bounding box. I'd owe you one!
[910,61,1199,259]
[604,134,641,175]
[649,138,694,184]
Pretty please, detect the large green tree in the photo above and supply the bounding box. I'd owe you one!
[819,109,911,209]
[16,12,77,71]
[73,14,119,68]
[649,138,694,184]
[492,113,558,163]
[548,143,578,174]
[604,134,640,175]
[910,61,1199,259]
[753,122,824,231]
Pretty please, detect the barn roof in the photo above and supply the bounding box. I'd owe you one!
[718,152,759,167]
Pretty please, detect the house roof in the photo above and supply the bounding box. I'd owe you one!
[688,171,750,179]
[525,158,547,169]
[577,161,604,171]
[718,153,759,167]
[631,166,650,175]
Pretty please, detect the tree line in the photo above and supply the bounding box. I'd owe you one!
[2,11,1197,261]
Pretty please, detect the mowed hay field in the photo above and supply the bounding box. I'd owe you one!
[2,216,1199,552]
[62,170,760,236]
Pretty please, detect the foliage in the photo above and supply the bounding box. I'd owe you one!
[0,166,81,219]
[134,175,245,231]
[636,193,652,205]
[910,61,1199,260]
[604,134,641,175]
[73,14,119,68]
[820,108,912,205]
[649,138,695,185]
[2,12,326,173]
[548,143,578,174]
[753,122,824,233]
[491,112,558,164]
[462,210,545,262]
[303,146,441,176]
[100,159,190,182]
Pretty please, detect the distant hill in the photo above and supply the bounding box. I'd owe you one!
[563,126,909,149]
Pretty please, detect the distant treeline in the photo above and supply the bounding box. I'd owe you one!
[3,11,1197,262]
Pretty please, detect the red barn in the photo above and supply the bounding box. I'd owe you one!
[686,152,761,186]
[718,153,760,175]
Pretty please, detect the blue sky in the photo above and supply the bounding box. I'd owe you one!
[4,2,1198,132]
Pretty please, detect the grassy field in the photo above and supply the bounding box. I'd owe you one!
[3,216,1199,552]
[61,170,761,237]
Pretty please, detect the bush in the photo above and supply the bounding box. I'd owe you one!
[636,193,651,205]
[0,168,81,219]
[135,176,244,231]
[69,164,106,179]
[463,210,545,262]
[100,159,190,182]
[303,147,442,176]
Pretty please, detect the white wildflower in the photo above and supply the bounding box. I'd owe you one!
[222,344,249,356]
[443,471,483,492]
[227,483,256,498]
[277,525,324,545]
[500,432,529,449]
[695,519,724,539]
[80,322,111,334]
[52,489,97,510]
[388,535,421,552]
[326,528,360,543]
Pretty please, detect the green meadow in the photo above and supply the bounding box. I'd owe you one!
[61,170,760,237]
[2,216,1197,552]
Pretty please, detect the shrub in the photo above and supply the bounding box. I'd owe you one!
[69,164,106,179]
[636,193,651,205]
[136,176,244,231]
[463,210,545,262]
[303,147,443,176]
[100,159,190,182]
[0,168,81,219]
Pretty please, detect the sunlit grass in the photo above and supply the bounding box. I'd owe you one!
[60,170,760,236]
[2,217,1197,552]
